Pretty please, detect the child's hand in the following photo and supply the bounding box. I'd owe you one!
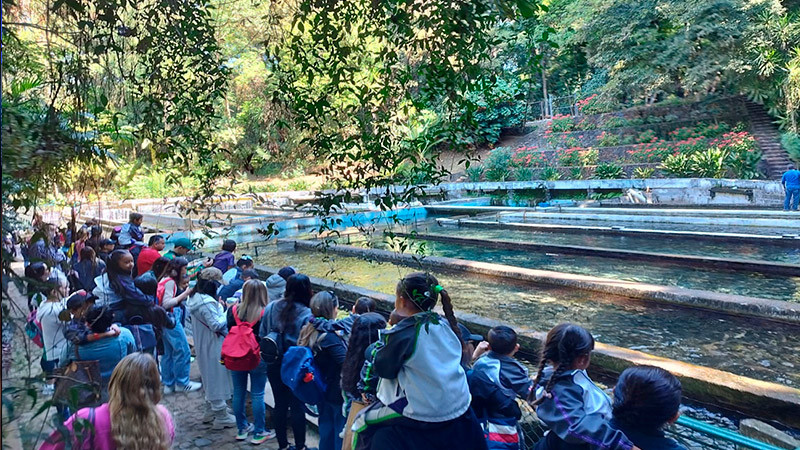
[472,341,490,361]
[388,309,407,326]
[109,324,121,337]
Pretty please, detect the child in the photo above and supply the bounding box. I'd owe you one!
[24,261,51,311]
[212,239,237,273]
[96,238,115,264]
[335,296,377,335]
[611,366,686,450]
[528,323,637,450]
[117,212,144,249]
[340,312,386,411]
[137,234,166,276]
[265,265,295,302]
[469,326,533,450]
[36,272,69,395]
[105,249,156,324]
[353,272,486,450]
[63,291,120,346]
[72,246,106,292]
[224,255,255,283]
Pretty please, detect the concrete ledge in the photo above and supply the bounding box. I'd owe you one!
[291,240,800,324]
[439,219,800,246]
[395,232,800,277]
[249,262,800,428]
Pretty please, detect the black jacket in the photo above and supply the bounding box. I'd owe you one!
[308,318,348,405]
[609,419,687,450]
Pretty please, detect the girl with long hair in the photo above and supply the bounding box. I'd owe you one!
[104,249,154,322]
[352,272,485,450]
[340,312,386,406]
[157,256,199,394]
[259,273,313,450]
[527,323,639,450]
[41,352,175,450]
[227,279,276,444]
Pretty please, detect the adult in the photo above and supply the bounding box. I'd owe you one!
[266,266,296,303]
[259,274,313,450]
[41,352,176,450]
[28,223,66,269]
[227,280,275,444]
[218,268,259,303]
[137,235,166,276]
[186,269,236,429]
[157,257,200,393]
[164,237,194,259]
[85,225,103,251]
[59,306,136,400]
[298,291,348,450]
[782,163,800,211]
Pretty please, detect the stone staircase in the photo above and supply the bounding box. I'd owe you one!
[745,100,793,179]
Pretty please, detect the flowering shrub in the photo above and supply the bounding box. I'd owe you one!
[576,94,598,113]
[668,122,731,140]
[636,129,657,143]
[550,114,575,132]
[597,131,620,147]
[579,148,599,166]
[511,146,547,168]
[557,148,581,166]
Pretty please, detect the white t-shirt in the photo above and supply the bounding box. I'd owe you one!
[36,300,67,362]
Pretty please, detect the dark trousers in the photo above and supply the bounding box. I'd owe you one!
[267,364,306,448]
[319,400,346,450]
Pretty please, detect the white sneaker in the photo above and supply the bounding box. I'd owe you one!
[163,385,175,395]
[177,381,202,393]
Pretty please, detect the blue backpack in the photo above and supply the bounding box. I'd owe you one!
[280,344,327,405]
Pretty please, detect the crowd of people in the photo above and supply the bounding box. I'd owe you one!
[22,213,688,450]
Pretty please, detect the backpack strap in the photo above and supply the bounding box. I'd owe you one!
[231,306,263,328]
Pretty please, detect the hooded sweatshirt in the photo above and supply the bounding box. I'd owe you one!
[306,318,348,404]
[266,274,287,303]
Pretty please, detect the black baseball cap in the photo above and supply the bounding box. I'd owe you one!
[66,290,97,310]
[457,323,483,344]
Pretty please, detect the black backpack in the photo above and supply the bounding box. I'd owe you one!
[260,330,284,364]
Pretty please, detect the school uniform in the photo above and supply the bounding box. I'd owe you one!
[609,419,687,450]
[533,368,634,450]
[469,351,533,450]
[352,311,486,450]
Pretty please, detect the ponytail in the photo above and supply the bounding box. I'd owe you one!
[528,323,595,406]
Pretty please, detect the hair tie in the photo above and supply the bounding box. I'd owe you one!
[433,285,444,294]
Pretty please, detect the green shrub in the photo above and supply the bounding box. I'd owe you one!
[782,132,800,163]
[568,167,583,180]
[593,162,625,179]
[660,153,694,177]
[632,167,655,179]
[636,129,657,143]
[557,148,581,166]
[621,135,636,145]
[539,166,562,180]
[550,114,575,132]
[562,136,580,148]
[691,148,728,178]
[597,131,620,147]
[603,117,627,128]
[466,165,484,182]
[664,114,679,122]
[485,147,513,181]
[513,167,534,181]
[288,179,310,191]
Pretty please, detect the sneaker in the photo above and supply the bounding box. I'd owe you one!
[177,381,202,393]
[236,423,254,441]
[250,430,276,445]
[163,385,175,395]
[212,411,237,430]
[42,384,54,397]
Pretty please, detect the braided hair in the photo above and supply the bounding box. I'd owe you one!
[528,323,595,406]
[396,272,462,348]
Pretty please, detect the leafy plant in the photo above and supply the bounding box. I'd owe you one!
[636,129,657,143]
[579,148,599,166]
[782,132,800,163]
[465,165,485,182]
[513,167,535,181]
[288,179,311,191]
[593,162,625,179]
[485,148,513,181]
[632,167,655,179]
[550,114,575,132]
[661,153,694,177]
[539,166,562,181]
[597,131,620,147]
[691,148,729,178]
[568,167,584,180]
[557,148,581,166]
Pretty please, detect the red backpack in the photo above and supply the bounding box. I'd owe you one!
[221,305,263,371]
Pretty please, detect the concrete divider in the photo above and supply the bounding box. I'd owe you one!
[249,261,800,428]
[394,232,800,277]
[438,219,800,245]
[290,240,800,324]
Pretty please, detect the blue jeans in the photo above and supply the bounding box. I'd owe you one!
[231,359,268,434]
[785,187,800,211]
[319,400,346,450]
[160,307,191,387]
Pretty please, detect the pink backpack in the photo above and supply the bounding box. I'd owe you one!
[221,305,263,371]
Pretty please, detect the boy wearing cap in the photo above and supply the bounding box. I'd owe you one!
[96,239,115,264]
[468,325,533,450]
